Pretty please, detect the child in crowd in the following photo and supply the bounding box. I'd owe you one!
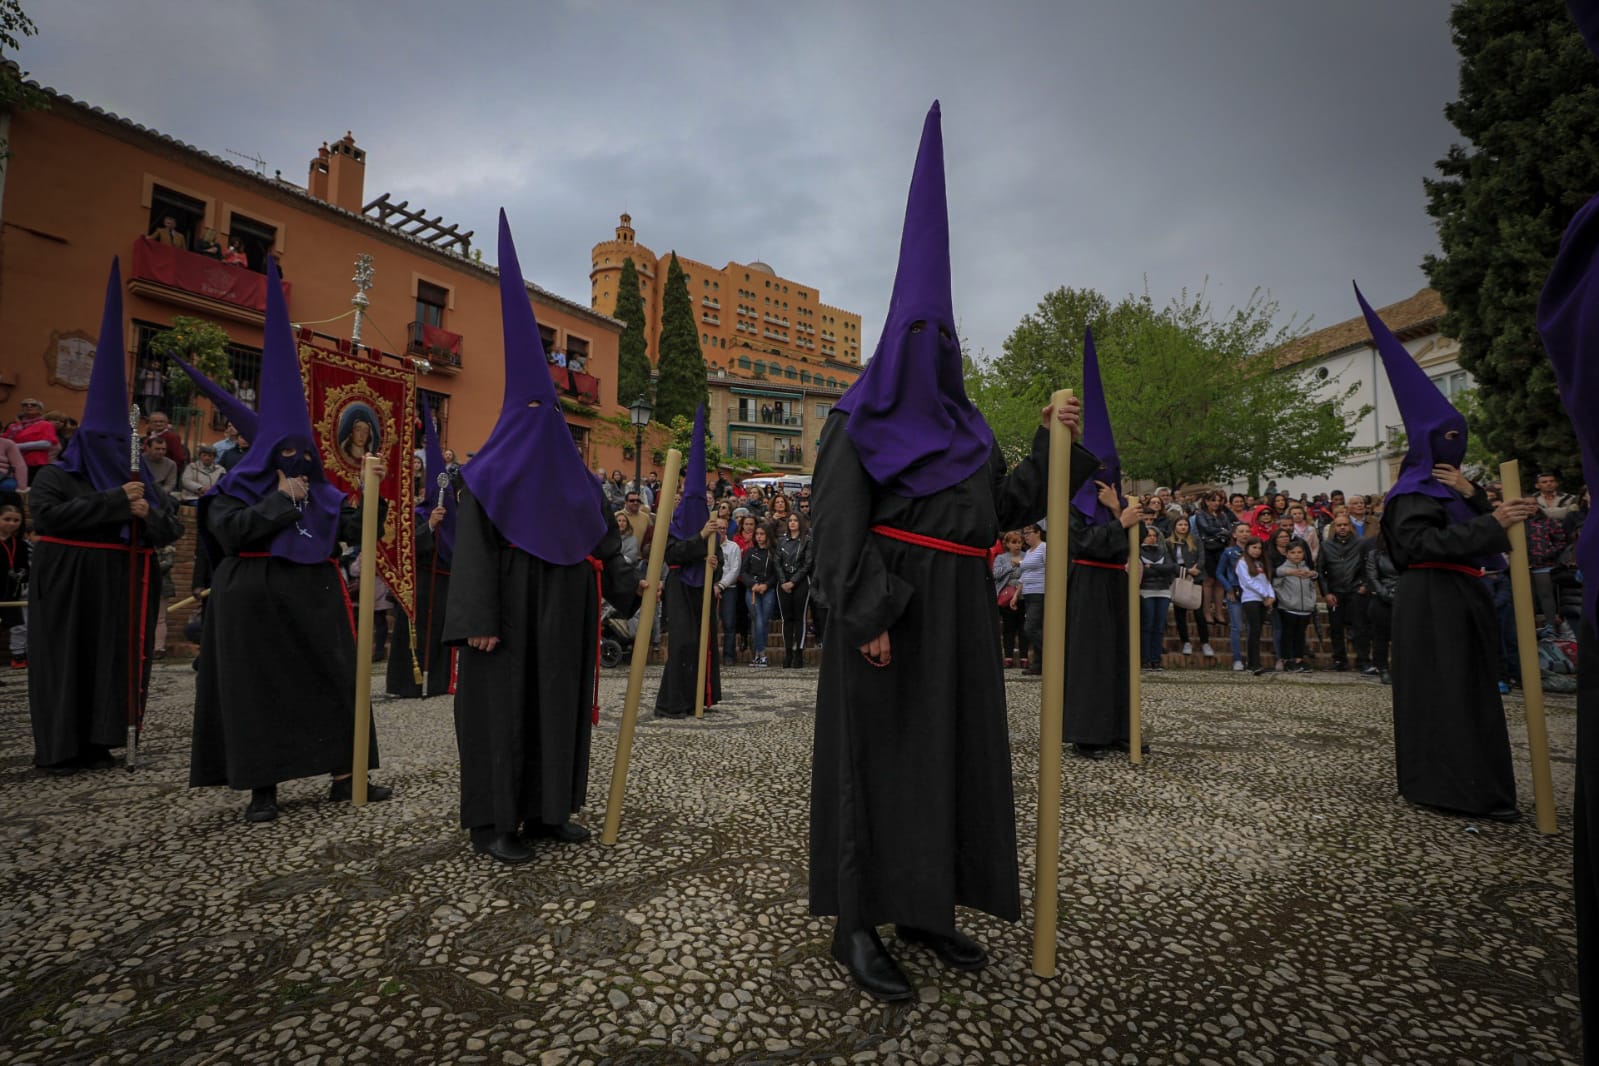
[1235,537,1274,675]
[0,503,28,669]
[1272,539,1318,673]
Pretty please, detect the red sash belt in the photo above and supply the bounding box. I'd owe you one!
[586,555,604,726]
[1410,561,1487,578]
[869,524,988,557]
[236,551,357,636]
[1075,558,1128,572]
[35,535,152,553]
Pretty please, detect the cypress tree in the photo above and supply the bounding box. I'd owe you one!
[613,257,652,407]
[1422,0,1599,478]
[653,253,707,424]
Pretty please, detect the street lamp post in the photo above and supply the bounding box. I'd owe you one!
[629,395,653,493]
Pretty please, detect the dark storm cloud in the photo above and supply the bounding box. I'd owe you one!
[18,0,1459,359]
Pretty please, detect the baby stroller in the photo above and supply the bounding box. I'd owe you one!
[600,600,639,668]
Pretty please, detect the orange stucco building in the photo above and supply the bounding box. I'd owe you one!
[589,215,865,472]
[0,76,629,469]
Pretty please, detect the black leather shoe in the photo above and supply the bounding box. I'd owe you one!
[525,820,590,844]
[329,778,393,803]
[830,926,913,1002]
[1482,807,1522,824]
[471,830,534,864]
[1110,740,1152,755]
[1072,744,1108,760]
[245,786,279,823]
[896,925,987,971]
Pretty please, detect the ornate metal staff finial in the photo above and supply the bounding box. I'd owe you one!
[128,403,142,475]
[351,253,375,346]
[436,471,450,511]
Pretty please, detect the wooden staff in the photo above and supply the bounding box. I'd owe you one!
[126,403,143,771]
[1500,460,1556,835]
[1127,517,1143,766]
[693,516,718,720]
[603,448,683,846]
[166,589,211,613]
[349,455,382,807]
[1032,388,1073,978]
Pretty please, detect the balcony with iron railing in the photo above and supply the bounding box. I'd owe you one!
[408,321,464,370]
[727,439,807,467]
[128,236,293,324]
[728,405,802,428]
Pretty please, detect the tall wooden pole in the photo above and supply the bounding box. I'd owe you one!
[603,448,683,846]
[1032,388,1073,978]
[1127,519,1144,766]
[350,455,382,807]
[1500,460,1557,835]
[126,403,143,771]
[693,516,718,720]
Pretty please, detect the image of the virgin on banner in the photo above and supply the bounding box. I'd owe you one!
[296,339,417,630]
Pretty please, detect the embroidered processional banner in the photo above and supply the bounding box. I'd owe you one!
[297,340,417,623]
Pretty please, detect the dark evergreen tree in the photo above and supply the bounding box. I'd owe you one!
[613,257,652,407]
[1423,0,1599,479]
[653,253,706,424]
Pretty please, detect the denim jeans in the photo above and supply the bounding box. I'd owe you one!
[1227,596,1244,663]
[1140,595,1171,666]
[719,586,740,662]
[748,586,777,659]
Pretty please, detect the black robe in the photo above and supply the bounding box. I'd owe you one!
[1575,622,1598,1065]
[654,534,723,717]
[809,411,1097,934]
[442,490,639,833]
[1382,491,1515,815]
[28,465,183,767]
[386,526,452,698]
[189,493,379,790]
[1062,511,1131,748]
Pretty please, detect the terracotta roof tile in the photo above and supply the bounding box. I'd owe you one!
[1273,288,1446,370]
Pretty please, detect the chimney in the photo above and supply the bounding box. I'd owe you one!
[307,142,330,202]
[324,131,367,214]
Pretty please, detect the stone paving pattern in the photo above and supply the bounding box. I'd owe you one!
[0,661,1582,1065]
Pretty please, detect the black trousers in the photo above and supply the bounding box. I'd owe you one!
[1278,611,1309,662]
[1327,591,1373,669]
[1022,593,1045,667]
[1243,601,1266,670]
[1000,600,1025,660]
[1369,597,1393,671]
[1173,606,1208,646]
[779,579,809,659]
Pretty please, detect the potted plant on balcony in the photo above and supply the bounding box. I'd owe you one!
[150,315,233,431]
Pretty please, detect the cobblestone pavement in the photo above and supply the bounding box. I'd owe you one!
[0,660,1582,1065]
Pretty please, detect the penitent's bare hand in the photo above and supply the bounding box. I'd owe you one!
[1039,396,1084,441]
[467,636,500,653]
[859,631,891,667]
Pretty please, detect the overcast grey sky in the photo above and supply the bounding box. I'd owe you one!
[19,0,1461,361]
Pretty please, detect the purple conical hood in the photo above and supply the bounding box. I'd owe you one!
[669,403,712,587]
[416,396,455,563]
[168,351,259,442]
[1070,326,1124,525]
[1356,283,1471,515]
[59,258,160,505]
[460,210,606,564]
[832,101,994,498]
[1536,157,1599,628]
[212,259,345,563]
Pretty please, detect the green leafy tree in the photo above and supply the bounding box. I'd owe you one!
[1422,0,1599,481]
[652,253,706,424]
[0,1,47,161]
[969,284,1363,489]
[149,316,233,409]
[613,257,652,407]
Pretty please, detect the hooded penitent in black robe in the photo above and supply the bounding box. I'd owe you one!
[442,489,639,834]
[1061,510,1131,749]
[28,465,183,767]
[1382,491,1516,816]
[654,535,723,717]
[189,493,380,789]
[387,526,452,698]
[810,412,1097,934]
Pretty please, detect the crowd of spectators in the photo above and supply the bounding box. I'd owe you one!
[993,480,1589,684]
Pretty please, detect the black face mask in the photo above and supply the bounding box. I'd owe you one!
[276,452,316,478]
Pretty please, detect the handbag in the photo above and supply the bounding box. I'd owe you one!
[1171,573,1202,610]
[997,584,1019,609]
